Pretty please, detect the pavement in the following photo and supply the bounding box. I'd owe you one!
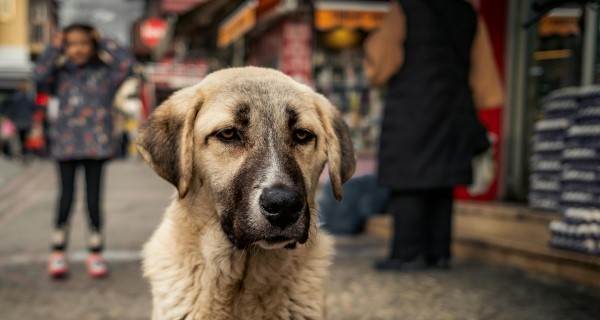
[0,159,599,320]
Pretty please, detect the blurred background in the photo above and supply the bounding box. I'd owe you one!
[0,0,600,319]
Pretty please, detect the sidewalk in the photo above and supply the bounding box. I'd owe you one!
[0,157,27,190]
[0,159,171,259]
[0,160,599,319]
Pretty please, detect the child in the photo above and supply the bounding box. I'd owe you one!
[34,23,134,278]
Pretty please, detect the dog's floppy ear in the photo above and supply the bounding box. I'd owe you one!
[314,93,356,201]
[137,86,203,198]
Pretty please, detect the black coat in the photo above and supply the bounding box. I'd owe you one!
[0,91,36,130]
[378,0,487,190]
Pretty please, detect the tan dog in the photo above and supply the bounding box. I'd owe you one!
[137,67,355,320]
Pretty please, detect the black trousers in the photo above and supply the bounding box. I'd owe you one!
[54,159,106,251]
[388,188,453,261]
[17,129,29,156]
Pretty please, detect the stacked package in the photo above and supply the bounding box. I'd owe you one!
[548,86,600,255]
[529,88,578,211]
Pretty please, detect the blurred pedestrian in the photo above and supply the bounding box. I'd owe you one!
[34,23,134,279]
[0,81,37,159]
[364,0,503,270]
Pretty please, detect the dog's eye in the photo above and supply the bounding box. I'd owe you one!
[293,129,315,144]
[216,128,241,143]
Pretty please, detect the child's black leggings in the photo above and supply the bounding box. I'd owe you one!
[54,159,106,251]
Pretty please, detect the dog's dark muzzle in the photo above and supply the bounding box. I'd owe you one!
[259,185,304,229]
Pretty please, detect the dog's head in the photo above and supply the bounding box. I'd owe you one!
[137,67,355,250]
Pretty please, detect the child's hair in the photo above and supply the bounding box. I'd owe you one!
[63,23,99,50]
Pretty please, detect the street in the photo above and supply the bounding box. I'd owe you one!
[0,160,599,320]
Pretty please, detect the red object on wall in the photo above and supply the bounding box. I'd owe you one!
[455,0,507,201]
[140,17,168,49]
[480,0,507,79]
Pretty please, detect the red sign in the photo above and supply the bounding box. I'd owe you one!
[140,17,168,48]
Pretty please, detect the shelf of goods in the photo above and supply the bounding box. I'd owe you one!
[531,87,600,255]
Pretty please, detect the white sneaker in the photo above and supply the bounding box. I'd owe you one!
[86,254,109,278]
[48,251,69,279]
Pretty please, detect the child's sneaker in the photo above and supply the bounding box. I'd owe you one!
[48,251,69,279]
[86,253,109,278]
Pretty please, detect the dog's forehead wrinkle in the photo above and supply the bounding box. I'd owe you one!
[234,104,250,127]
[286,106,299,129]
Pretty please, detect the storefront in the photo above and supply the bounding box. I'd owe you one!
[506,1,584,201]
[503,1,600,257]
[0,0,32,92]
[364,1,599,284]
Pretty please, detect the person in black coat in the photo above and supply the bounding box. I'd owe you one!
[0,81,37,157]
[365,0,501,270]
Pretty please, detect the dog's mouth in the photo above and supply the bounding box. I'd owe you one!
[221,205,311,250]
[255,236,297,250]
[265,235,291,244]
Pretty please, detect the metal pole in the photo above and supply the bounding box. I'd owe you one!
[582,4,598,86]
[500,0,530,200]
[232,38,245,67]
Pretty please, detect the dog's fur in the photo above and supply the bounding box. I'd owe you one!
[137,67,355,320]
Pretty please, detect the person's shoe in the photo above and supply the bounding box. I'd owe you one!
[48,251,69,279]
[374,258,427,271]
[425,256,452,270]
[86,253,109,278]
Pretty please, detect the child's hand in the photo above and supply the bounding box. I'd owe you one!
[28,123,44,141]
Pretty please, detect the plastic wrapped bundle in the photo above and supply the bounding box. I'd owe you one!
[549,86,600,255]
[529,88,578,211]
[550,209,600,255]
[561,88,600,211]
[549,220,600,254]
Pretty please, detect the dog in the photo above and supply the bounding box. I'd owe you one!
[137,67,355,320]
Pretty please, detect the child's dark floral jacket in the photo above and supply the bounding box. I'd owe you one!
[34,39,134,160]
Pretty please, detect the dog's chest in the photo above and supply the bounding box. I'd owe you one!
[187,264,296,319]
[233,252,297,318]
[232,277,293,318]
[144,218,329,320]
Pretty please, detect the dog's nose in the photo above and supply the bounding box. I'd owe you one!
[259,186,304,228]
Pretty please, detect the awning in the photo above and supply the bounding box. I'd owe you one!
[0,67,31,89]
[314,1,388,31]
[217,0,258,48]
[161,0,211,14]
[0,47,31,89]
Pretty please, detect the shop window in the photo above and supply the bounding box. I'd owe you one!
[313,45,383,158]
[527,8,582,115]
[520,6,583,199]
